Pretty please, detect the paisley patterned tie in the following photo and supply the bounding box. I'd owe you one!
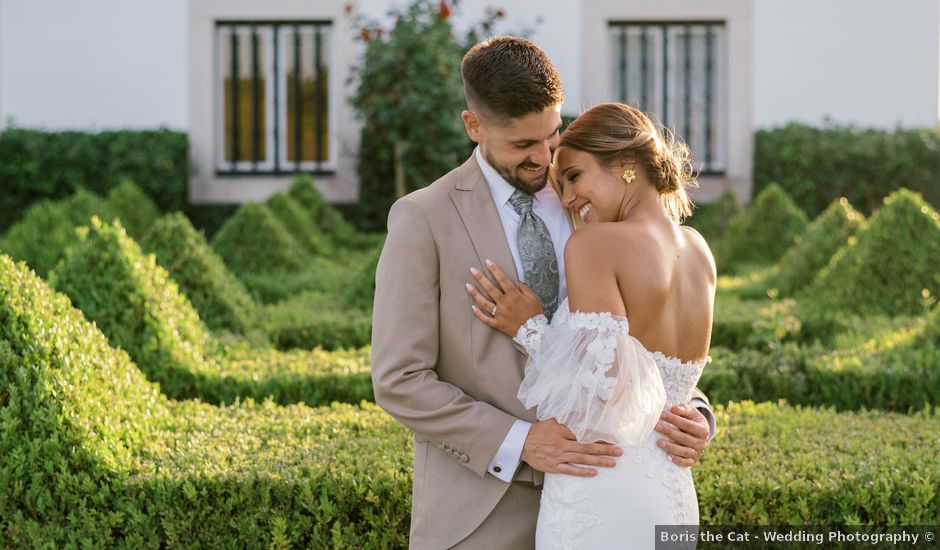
[508,190,560,320]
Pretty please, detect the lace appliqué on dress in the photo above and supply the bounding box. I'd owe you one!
[649,351,710,407]
[513,314,549,356]
[629,352,708,525]
[540,475,602,550]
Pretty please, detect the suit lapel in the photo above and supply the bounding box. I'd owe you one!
[449,156,521,285]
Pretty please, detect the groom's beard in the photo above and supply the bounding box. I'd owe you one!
[484,150,549,196]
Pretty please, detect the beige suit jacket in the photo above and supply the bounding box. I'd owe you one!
[371,154,709,549]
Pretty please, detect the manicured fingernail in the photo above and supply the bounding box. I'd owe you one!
[485,259,494,267]
[470,267,480,276]
[657,440,666,448]
[465,283,474,292]
[614,447,623,456]
[471,305,478,312]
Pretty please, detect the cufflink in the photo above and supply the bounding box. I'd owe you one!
[493,465,502,473]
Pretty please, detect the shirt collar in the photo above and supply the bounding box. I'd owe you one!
[475,146,542,208]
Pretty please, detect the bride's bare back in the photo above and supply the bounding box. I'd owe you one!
[564,218,716,363]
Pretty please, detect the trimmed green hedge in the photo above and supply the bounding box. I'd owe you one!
[266,191,333,256]
[1,252,408,547]
[2,251,938,544]
[48,218,374,406]
[50,217,215,398]
[0,187,118,277]
[702,319,940,412]
[211,202,310,275]
[803,188,940,315]
[142,212,258,335]
[106,179,161,240]
[698,401,940,524]
[754,122,940,217]
[0,128,187,232]
[770,198,866,296]
[344,244,382,311]
[264,292,372,351]
[715,184,809,272]
[686,190,741,243]
[241,249,378,305]
[287,176,378,250]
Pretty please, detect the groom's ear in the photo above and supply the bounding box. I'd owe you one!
[462,110,483,143]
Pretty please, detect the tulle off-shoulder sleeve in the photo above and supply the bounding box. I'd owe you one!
[516,308,666,446]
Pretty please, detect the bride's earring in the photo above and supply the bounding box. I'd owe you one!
[622,168,636,183]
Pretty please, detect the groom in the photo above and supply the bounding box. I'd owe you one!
[372,36,715,549]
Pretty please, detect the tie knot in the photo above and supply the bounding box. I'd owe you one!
[509,190,534,215]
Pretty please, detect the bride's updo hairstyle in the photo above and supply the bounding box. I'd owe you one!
[558,102,698,224]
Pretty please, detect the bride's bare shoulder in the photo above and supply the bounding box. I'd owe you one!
[563,224,629,313]
[679,225,718,281]
[563,223,640,264]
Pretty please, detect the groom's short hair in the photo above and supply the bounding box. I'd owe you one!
[461,36,563,123]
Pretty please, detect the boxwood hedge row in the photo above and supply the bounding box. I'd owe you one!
[3,252,939,546]
[48,218,373,407]
[702,321,940,412]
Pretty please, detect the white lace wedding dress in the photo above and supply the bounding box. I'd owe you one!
[515,298,708,550]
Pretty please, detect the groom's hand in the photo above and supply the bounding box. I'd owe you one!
[655,404,710,467]
[521,418,622,477]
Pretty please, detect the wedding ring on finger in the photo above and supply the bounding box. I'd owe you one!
[491,305,498,316]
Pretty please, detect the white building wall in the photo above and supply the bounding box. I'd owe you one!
[1,0,939,202]
[4,0,938,132]
[752,0,940,129]
[0,0,188,130]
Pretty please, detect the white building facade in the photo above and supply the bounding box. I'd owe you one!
[1,0,938,204]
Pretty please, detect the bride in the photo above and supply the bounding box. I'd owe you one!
[466,102,716,548]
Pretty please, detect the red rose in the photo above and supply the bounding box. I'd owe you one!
[361,29,371,42]
[496,9,505,17]
[344,2,353,15]
[439,1,451,18]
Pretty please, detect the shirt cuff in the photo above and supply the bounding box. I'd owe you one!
[690,397,717,442]
[487,419,532,482]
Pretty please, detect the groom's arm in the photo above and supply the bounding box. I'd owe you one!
[690,389,717,441]
[372,197,520,479]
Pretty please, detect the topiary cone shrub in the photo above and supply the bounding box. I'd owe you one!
[142,212,258,335]
[802,188,940,316]
[715,183,809,272]
[287,175,362,248]
[265,190,334,256]
[106,179,162,240]
[50,217,215,399]
[771,197,866,296]
[210,202,310,275]
[0,188,118,278]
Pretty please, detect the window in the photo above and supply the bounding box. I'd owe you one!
[216,21,332,174]
[609,22,726,174]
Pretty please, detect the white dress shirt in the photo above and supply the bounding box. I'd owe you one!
[475,147,715,483]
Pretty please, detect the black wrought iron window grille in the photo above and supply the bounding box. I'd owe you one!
[609,21,727,175]
[216,21,332,175]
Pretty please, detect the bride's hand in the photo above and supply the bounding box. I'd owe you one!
[466,259,543,337]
